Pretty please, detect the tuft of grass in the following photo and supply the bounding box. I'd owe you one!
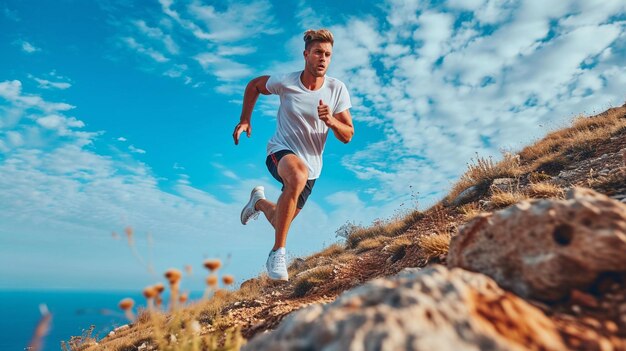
[292,265,334,298]
[528,171,552,183]
[490,189,528,208]
[355,236,388,253]
[448,153,523,202]
[334,251,357,265]
[527,182,565,199]
[417,232,451,261]
[531,154,567,175]
[347,210,422,248]
[457,203,482,222]
[307,243,345,261]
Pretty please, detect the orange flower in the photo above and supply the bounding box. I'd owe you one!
[222,274,234,285]
[206,275,218,288]
[179,292,189,304]
[164,269,182,285]
[203,259,221,272]
[153,283,165,294]
[118,298,135,321]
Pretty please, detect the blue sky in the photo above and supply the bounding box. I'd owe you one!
[1,0,625,292]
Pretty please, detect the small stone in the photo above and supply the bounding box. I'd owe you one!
[190,320,201,334]
[605,321,618,333]
[490,178,516,193]
[571,305,581,314]
[570,290,598,308]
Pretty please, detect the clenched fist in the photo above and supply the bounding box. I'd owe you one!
[317,99,335,128]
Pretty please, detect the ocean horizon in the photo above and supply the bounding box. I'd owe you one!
[0,289,202,351]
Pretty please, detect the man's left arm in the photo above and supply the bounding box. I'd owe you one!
[318,99,354,144]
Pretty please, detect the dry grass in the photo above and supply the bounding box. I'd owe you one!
[447,153,523,202]
[292,264,334,297]
[307,243,345,261]
[520,107,626,172]
[356,236,388,253]
[490,189,529,208]
[528,171,552,183]
[527,182,565,199]
[84,276,264,351]
[417,232,451,261]
[347,210,422,248]
[457,203,483,222]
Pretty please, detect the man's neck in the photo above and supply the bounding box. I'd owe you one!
[300,70,324,91]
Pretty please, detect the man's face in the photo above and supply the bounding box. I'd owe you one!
[303,41,332,77]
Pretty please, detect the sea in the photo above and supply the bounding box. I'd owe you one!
[0,290,159,351]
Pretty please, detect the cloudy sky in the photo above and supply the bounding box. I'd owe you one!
[1,0,625,291]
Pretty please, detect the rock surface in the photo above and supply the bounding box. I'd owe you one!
[244,265,566,351]
[448,182,490,207]
[448,187,626,301]
[490,178,516,193]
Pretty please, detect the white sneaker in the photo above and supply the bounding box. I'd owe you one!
[241,186,265,225]
[266,248,288,281]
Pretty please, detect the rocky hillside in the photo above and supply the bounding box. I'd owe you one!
[86,103,626,351]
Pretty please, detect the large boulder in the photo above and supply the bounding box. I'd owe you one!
[448,188,626,301]
[244,265,566,351]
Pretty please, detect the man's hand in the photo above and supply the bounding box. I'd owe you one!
[233,121,251,145]
[317,99,336,128]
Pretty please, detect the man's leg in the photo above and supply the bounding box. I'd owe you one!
[264,154,307,250]
[255,200,300,229]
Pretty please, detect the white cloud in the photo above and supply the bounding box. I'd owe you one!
[194,53,252,81]
[0,80,75,113]
[20,40,40,53]
[134,19,180,55]
[29,75,72,90]
[117,137,127,142]
[36,114,85,134]
[128,145,146,154]
[321,0,626,206]
[122,37,169,63]
[186,0,280,42]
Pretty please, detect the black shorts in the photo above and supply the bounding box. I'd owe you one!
[266,150,316,209]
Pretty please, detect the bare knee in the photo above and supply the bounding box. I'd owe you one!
[283,171,307,193]
[279,158,308,195]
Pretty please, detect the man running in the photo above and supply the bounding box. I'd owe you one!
[232,29,354,281]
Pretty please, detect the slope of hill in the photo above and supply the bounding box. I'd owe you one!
[76,103,626,350]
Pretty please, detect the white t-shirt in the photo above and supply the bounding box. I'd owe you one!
[265,71,352,179]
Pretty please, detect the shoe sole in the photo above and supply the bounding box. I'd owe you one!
[267,274,289,281]
[240,187,263,225]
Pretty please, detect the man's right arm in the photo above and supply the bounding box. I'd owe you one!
[233,75,271,145]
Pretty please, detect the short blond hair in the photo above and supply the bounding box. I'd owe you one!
[303,29,334,50]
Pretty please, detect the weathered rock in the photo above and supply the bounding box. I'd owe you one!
[490,178,516,193]
[244,265,566,351]
[448,187,626,301]
[449,181,490,207]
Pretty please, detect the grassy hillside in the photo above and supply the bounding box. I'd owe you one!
[68,103,626,351]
